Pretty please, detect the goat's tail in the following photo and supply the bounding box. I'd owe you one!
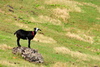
[14,32,16,35]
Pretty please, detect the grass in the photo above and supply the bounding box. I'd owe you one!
[74,0,100,6]
[0,0,100,67]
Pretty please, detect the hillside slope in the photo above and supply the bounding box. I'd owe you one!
[0,0,100,67]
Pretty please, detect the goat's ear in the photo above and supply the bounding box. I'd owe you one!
[34,28,36,30]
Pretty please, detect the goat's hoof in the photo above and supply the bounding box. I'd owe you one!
[28,46,31,48]
[18,46,21,47]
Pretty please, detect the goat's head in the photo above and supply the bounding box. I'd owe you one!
[34,28,41,32]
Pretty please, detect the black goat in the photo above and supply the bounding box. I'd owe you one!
[14,28,41,48]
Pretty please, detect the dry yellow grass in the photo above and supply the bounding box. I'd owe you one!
[45,0,82,12]
[38,15,61,25]
[14,22,31,29]
[66,32,94,44]
[0,44,12,50]
[52,62,77,67]
[37,6,45,10]
[30,15,61,25]
[0,60,40,67]
[91,24,100,32]
[0,9,5,13]
[82,3,100,13]
[96,17,100,20]
[54,47,100,61]
[30,17,37,22]
[34,34,56,44]
[0,60,15,66]
[53,8,70,22]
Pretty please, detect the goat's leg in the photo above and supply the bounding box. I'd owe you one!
[28,39,31,48]
[17,38,21,47]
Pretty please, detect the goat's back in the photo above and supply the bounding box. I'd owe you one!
[15,29,28,34]
[14,29,29,39]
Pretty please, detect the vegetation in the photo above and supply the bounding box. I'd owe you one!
[0,0,100,67]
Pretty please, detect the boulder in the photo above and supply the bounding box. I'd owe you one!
[12,47,43,63]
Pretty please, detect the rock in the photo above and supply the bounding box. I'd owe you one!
[12,47,43,63]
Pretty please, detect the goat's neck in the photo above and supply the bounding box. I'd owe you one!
[33,31,37,35]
